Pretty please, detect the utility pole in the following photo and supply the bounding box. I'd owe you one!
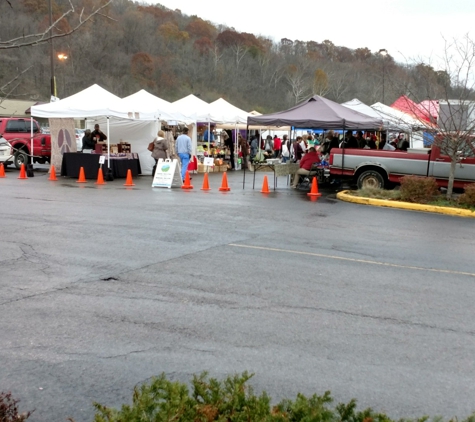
[378,49,388,104]
[49,0,56,100]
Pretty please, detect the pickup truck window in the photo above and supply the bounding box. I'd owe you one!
[5,120,39,133]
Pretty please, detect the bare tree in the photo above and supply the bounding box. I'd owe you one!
[398,35,475,199]
[0,0,114,50]
[0,0,113,99]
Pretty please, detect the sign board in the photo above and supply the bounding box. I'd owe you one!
[167,120,178,126]
[152,159,182,188]
[203,157,214,167]
[99,156,106,165]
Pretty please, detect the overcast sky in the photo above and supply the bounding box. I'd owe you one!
[141,0,474,65]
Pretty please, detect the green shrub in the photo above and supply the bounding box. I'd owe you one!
[0,392,33,422]
[458,183,475,206]
[92,372,475,422]
[400,176,439,203]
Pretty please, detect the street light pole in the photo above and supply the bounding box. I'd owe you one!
[378,49,388,104]
[49,0,56,100]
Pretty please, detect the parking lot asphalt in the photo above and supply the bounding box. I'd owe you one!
[1,167,475,422]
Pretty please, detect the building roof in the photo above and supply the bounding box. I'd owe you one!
[0,99,39,117]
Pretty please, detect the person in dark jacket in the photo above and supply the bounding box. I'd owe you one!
[81,129,95,150]
[91,124,107,143]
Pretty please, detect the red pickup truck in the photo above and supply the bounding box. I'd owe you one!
[0,118,51,168]
[329,146,475,189]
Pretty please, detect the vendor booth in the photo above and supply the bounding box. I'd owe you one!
[31,84,160,178]
[171,95,252,173]
[245,95,384,189]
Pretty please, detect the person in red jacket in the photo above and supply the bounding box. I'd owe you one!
[273,135,282,158]
[291,147,320,188]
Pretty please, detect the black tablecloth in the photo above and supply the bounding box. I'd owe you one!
[61,153,141,179]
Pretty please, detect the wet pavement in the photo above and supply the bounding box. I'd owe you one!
[1,166,475,422]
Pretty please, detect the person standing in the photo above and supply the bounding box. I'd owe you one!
[293,136,303,162]
[203,125,215,145]
[273,135,282,158]
[81,129,95,151]
[238,135,249,170]
[224,132,235,170]
[281,135,290,163]
[91,124,107,143]
[250,135,258,160]
[151,130,168,176]
[175,127,192,181]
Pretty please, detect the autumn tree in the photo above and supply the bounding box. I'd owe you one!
[185,17,216,40]
[313,68,329,96]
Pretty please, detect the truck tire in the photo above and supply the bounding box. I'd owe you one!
[14,151,29,169]
[357,170,385,189]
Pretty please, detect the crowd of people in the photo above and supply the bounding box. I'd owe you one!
[149,126,411,184]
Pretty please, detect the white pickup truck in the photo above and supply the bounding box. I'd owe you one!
[329,146,475,189]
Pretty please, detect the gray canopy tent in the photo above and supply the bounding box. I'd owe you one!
[245,95,384,184]
[247,95,383,129]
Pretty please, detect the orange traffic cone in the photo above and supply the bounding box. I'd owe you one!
[76,166,87,183]
[181,170,193,189]
[48,165,57,181]
[307,177,322,198]
[0,163,6,178]
[18,163,28,179]
[218,172,231,191]
[261,175,270,194]
[124,169,135,186]
[95,167,106,185]
[200,172,211,191]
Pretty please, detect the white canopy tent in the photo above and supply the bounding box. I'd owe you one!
[342,99,404,131]
[31,84,135,120]
[123,90,191,123]
[31,84,154,171]
[209,98,250,126]
[371,102,435,148]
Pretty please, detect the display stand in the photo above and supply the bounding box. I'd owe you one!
[152,159,182,188]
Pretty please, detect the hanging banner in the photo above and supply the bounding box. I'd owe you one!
[49,118,77,172]
[152,158,182,188]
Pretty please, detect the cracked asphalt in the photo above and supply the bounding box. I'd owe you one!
[1,167,475,422]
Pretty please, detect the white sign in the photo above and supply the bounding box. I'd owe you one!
[99,156,106,165]
[203,157,214,167]
[152,159,182,188]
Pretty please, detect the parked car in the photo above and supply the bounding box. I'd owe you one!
[75,128,84,150]
[0,136,14,166]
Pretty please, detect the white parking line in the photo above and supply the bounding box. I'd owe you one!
[228,243,475,278]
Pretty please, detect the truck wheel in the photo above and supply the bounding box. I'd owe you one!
[14,151,29,169]
[357,170,385,189]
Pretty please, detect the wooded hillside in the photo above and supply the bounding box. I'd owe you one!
[0,0,456,112]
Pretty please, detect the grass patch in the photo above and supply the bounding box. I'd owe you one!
[428,197,475,211]
[348,188,475,212]
[349,187,402,200]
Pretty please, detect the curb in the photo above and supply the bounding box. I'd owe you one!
[336,190,475,218]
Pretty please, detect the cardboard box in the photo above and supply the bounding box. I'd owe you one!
[219,165,228,172]
[197,163,206,173]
